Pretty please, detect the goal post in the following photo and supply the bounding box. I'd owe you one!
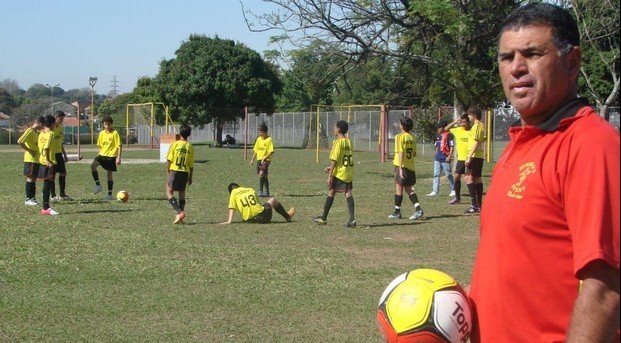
[125,102,174,148]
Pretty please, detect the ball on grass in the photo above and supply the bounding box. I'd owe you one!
[116,190,129,203]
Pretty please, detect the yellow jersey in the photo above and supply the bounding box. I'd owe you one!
[18,128,39,163]
[329,137,354,183]
[467,121,486,159]
[253,136,274,161]
[51,124,64,154]
[38,130,56,165]
[450,126,471,161]
[166,140,195,173]
[97,129,121,157]
[228,187,264,221]
[392,132,416,171]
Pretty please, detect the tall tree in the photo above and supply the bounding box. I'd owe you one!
[0,88,17,115]
[150,34,281,142]
[244,0,517,109]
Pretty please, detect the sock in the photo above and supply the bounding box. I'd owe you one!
[107,180,113,195]
[467,183,476,206]
[274,203,289,219]
[179,199,186,211]
[168,197,182,214]
[259,177,264,192]
[408,192,419,205]
[264,178,270,194]
[394,195,403,210]
[476,183,483,208]
[321,196,334,220]
[454,180,461,199]
[92,171,100,185]
[59,175,66,196]
[42,180,52,209]
[26,181,36,199]
[346,196,355,222]
[50,181,56,198]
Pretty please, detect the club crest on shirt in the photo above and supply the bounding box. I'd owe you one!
[507,162,536,199]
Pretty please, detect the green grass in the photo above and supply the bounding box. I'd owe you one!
[0,144,490,342]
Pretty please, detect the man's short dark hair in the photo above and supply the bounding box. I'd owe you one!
[400,117,414,132]
[43,114,55,127]
[467,106,482,120]
[102,116,113,124]
[500,3,579,54]
[259,124,268,133]
[227,183,239,194]
[179,124,192,139]
[53,110,66,118]
[460,113,469,121]
[336,120,349,135]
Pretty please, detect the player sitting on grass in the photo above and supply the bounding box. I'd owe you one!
[91,116,122,200]
[18,116,44,206]
[220,183,295,224]
[166,124,194,224]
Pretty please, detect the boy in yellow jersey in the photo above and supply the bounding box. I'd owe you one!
[18,116,44,206]
[50,110,72,201]
[387,117,424,220]
[249,123,274,197]
[445,114,471,205]
[220,183,295,224]
[166,124,194,224]
[313,120,356,227]
[37,115,59,215]
[91,116,122,200]
[464,106,486,214]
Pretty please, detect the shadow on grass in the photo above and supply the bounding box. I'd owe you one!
[75,209,134,214]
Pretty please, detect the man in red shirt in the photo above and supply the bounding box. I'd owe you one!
[469,3,620,342]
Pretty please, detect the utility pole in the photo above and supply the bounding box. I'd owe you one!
[109,75,119,98]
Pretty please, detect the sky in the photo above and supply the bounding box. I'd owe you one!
[0,0,283,95]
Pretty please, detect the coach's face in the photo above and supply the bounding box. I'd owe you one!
[498,25,580,126]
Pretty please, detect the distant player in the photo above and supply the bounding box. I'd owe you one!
[50,110,72,201]
[91,116,122,200]
[445,114,471,205]
[387,117,424,220]
[166,124,194,224]
[313,120,356,228]
[220,183,295,224]
[37,114,59,215]
[464,106,486,213]
[249,124,274,197]
[18,116,44,206]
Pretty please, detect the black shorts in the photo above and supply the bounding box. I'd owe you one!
[454,160,466,175]
[256,160,271,176]
[54,153,67,174]
[328,176,353,193]
[167,171,189,191]
[95,155,117,172]
[23,162,40,178]
[37,165,55,181]
[466,157,484,177]
[248,203,273,223]
[394,166,416,187]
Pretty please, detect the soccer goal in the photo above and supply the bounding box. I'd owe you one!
[125,102,175,148]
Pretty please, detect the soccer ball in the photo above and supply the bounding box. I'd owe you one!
[377,268,472,343]
[116,190,129,203]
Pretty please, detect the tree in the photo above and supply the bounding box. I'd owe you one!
[244,0,517,109]
[149,34,281,142]
[0,88,17,115]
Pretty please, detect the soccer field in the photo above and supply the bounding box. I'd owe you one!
[0,145,487,342]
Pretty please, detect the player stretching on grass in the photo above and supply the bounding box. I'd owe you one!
[313,120,356,228]
[220,183,295,224]
[91,116,122,200]
[388,117,424,220]
[249,123,274,197]
[18,116,43,206]
[166,124,194,224]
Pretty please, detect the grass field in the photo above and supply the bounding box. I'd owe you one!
[0,144,491,342]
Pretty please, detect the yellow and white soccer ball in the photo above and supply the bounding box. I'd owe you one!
[377,268,472,343]
[116,190,129,203]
